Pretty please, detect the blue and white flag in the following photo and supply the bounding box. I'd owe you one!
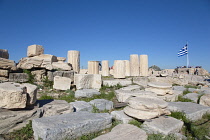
[178,44,188,57]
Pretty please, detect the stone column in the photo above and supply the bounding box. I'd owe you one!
[114,60,125,79]
[102,60,109,76]
[124,60,130,76]
[88,61,99,74]
[67,50,80,74]
[139,55,148,76]
[130,54,139,76]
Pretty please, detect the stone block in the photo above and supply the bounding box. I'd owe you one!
[142,116,184,135]
[145,82,173,96]
[199,94,210,107]
[52,62,72,71]
[9,73,28,83]
[120,85,141,91]
[111,110,134,123]
[57,57,66,62]
[70,101,93,112]
[157,90,183,102]
[0,58,16,70]
[31,69,46,82]
[0,49,9,59]
[75,89,100,98]
[53,76,71,90]
[0,82,27,109]
[27,44,44,57]
[0,69,8,77]
[103,79,132,87]
[32,112,112,140]
[74,74,102,90]
[51,71,74,81]
[168,102,210,121]
[90,99,113,111]
[172,86,186,91]
[94,124,147,140]
[183,93,199,103]
[21,83,37,105]
[133,77,149,87]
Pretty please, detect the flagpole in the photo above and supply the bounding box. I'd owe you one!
[187,41,189,68]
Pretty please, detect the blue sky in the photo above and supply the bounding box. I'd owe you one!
[1,0,210,71]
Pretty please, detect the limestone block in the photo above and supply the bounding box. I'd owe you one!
[0,58,16,70]
[102,60,109,76]
[17,54,57,70]
[130,54,139,76]
[0,69,8,77]
[32,112,112,140]
[53,76,71,90]
[88,61,99,74]
[67,50,80,73]
[21,83,37,105]
[115,89,157,102]
[120,85,141,91]
[145,82,173,96]
[0,77,8,82]
[103,79,132,87]
[183,93,199,103]
[124,60,130,76]
[199,94,210,107]
[157,90,183,102]
[172,86,186,91]
[50,71,74,81]
[139,55,148,76]
[9,73,28,83]
[52,62,72,71]
[31,69,46,82]
[27,44,44,57]
[168,102,210,121]
[0,82,27,109]
[75,89,100,98]
[70,101,93,112]
[114,60,125,79]
[133,77,149,87]
[142,116,184,135]
[42,100,74,117]
[57,57,66,62]
[0,49,9,59]
[111,110,134,124]
[90,99,113,111]
[74,74,102,90]
[94,124,147,140]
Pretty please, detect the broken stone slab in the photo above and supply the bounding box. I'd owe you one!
[157,90,183,102]
[132,77,149,87]
[32,112,112,140]
[0,77,8,82]
[0,58,16,70]
[41,100,74,117]
[0,69,8,77]
[188,88,200,93]
[70,101,93,112]
[48,70,74,81]
[145,82,173,96]
[17,54,57,70]
[21,83,37,105]
[172,86,186,91]
[9,73,28,83]
[120,85,141,91]
[27,44,44,57]
[103,79,132,87]
[93,124,148,140]
[57,57,66,62]
[0,82,27,109]
[90,99,113,111]
[31,69,46,82]
[74,74,102,90]
[75,89,100,98]
[0,49,9,59]
[53,76,71,91]
[111,110,134,124]
[183,93,199,103]
[199,94,210,107]
[142,116,184,135]
[52,62,72,71]
[115,89,157,102]
[168,102,210,121]
[148,82,172,89]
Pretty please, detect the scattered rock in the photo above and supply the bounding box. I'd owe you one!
[103,79,132,87]
[142,116,184,135]
[199,94,210,107]
[111,110,134,123]
[32,112,112,140]
[172,86,186,91]
[21,83,38,105]
[120,85,141,91]
[70,101,93,112]
[90,99,113,111]
[157,90,183,102]
[183,93,199,103]
[75,89,100,98]
[93,124,148,140]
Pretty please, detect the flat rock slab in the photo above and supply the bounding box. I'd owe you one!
[75,89,100,98]
[199,94,210,107]
[70,101,93,112]
[142,116,183,135]
[103,79,132,87]
[157,90,183,102]
[168,102,210,121]
[172,86,186,91]
[90,99,113,111]
[120,85,141,91]
[115,89,157,102]
[93,124,147,140]
[148,82,172,89]
[183,93,199,103]
[32,112,112,140]
[111,110,134,124]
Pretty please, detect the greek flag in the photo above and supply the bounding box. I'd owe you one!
[178,44,188,57]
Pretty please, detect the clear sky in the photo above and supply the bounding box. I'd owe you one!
[1,0,210,71]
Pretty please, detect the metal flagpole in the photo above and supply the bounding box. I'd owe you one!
[186,41,189,68]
